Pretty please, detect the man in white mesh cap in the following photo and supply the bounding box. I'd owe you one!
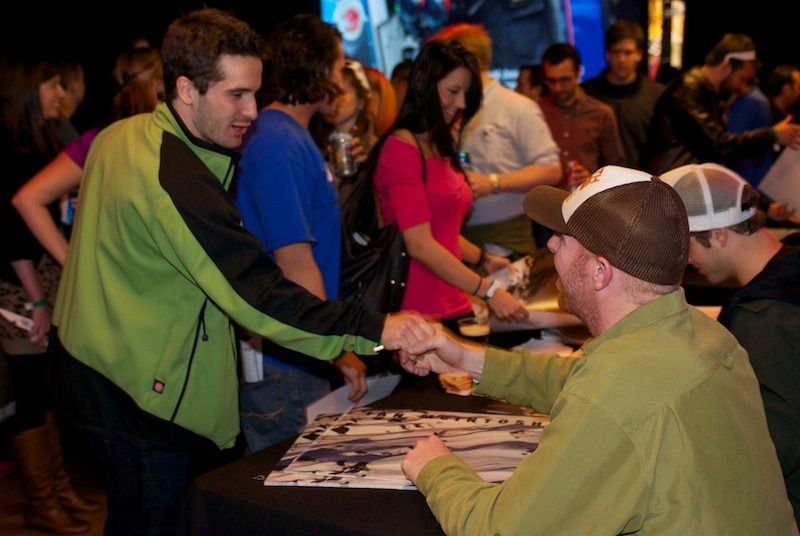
[395,165,798,535]
[663,161,800,525]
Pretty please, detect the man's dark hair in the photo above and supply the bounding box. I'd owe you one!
[542,43,581,73]
[161,7,265,101]
[704,33,755,68]
[519,64,544,87]
[392,39,482,169]
[764,64,799,98]
[605,19,645,51]
[391,59,414,85]
[263,14,342,106]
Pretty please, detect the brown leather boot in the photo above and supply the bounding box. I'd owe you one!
[10,425,91,534]
[45,413,103,514]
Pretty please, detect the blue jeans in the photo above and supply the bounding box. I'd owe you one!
[87,434,189,536]
[239,360,331,454]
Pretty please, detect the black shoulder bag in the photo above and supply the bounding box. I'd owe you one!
[338,136,426,313]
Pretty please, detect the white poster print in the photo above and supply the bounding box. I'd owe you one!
[265,407,549,490]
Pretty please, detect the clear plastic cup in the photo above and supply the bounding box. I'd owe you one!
[457,316,490,343]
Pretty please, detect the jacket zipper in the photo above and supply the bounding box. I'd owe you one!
[171,299,209,421]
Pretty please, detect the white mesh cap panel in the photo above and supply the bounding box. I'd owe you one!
[660,163,755,232]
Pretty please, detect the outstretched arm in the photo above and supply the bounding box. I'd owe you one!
[400,323,486,379]
[404,224,528,322]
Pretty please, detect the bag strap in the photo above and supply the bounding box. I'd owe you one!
[341,131,429,233]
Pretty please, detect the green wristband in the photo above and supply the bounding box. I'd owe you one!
[31,298,48,308]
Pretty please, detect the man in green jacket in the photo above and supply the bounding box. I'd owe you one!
[48,8,432,535]
[400,165,798,535]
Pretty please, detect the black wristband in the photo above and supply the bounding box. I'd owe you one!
[473,277,484,296]
[477,248,487,267]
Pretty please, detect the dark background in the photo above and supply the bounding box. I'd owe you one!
[2,1,795,133]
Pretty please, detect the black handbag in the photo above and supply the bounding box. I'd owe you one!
[339,136,425,313]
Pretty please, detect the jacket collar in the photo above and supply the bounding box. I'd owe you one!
[161,100,242,163]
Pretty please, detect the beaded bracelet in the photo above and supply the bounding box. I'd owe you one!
[476,247,487,267]
[472,277,484,296]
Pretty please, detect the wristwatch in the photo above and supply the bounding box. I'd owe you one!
[489,173,501,194]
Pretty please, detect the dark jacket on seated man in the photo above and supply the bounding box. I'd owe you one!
[717,233,800,523]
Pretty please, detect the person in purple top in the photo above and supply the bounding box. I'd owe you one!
[13,46,163,266]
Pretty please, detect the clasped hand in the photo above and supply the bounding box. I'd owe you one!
[397,324,483,484]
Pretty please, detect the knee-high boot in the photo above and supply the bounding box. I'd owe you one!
[45,412,103,514]
[9,425,91,534]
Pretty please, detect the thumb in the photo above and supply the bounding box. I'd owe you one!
[408,335,441,356]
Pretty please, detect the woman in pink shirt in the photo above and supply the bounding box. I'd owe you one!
[373,40,528,332]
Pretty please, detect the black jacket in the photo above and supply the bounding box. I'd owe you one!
[639,66,774,174]
[718,234,800,523]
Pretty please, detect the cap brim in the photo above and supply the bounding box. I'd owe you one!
[523,185,570,234]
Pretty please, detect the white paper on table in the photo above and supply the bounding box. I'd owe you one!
[480,253,582,332]
[514,332,577,356]
[304,372,402,424]
[759,147,800,211]
[0,307,33,332]
[491,256,535,293]
[491,255,560,306]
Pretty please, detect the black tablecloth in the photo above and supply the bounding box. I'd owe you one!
[179,374,494,536]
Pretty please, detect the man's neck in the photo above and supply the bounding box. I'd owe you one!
[605,70,637,86]
[771,95,789,115]
[700,64,726,93]
[732,230,784,285]
[557,89,581,109]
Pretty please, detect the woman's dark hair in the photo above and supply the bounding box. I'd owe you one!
[110,47,163,122]
[161,7,265,101]
[310,61,372,153]
[0,50,65,158]
[391,39,482,169]
[261,14,343,107]
[764,64,800,98]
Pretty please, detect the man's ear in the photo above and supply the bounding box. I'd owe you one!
[175,76,195,105]
[712,228,729,248]
[593,255,613,291]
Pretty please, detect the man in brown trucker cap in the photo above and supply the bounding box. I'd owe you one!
[396,165,797,535]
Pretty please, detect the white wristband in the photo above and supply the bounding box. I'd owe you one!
[481,279,500,301]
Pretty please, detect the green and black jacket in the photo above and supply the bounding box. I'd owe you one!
[52,102,383,450]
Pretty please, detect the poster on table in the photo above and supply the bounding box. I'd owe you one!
[265,407,549,490]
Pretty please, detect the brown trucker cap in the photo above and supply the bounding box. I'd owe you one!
[523,165,689,285]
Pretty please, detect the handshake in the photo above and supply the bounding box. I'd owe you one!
[380,311,486,382]
[381,311,489,485]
